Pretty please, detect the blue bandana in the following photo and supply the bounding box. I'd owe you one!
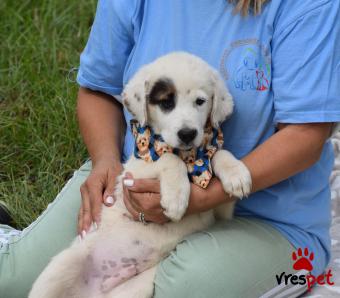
[130,120,224,188]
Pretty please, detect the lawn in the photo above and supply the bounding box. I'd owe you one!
[0,0,97,229]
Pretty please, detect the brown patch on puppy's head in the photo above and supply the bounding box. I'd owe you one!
[148,78,176,112]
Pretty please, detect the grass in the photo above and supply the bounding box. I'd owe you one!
[0,0,97,229]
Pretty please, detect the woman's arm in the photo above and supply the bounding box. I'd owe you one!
[77,87,125,233]
[243,123,332,192]
[186,122,333,214]
[122,122,333,223]
[77,87,125,166]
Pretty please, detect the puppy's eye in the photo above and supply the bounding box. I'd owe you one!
[196,98,206,106]
[160,99,175,110]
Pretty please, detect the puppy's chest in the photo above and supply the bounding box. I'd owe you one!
[130,120,224,189]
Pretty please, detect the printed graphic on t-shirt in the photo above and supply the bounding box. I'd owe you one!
[220,39,271,92]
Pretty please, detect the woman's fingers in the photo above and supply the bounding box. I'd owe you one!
[103,193,116,206]
[102,169,119,207]
[129,190,162,214]
[123,188,170,224]
[78,163,123,235]
[122,174,164,222]
[122,186,140,220]
[79,184,92,233]
[123,176,161,193]
[77,205,83,235]
[87,182,104,225]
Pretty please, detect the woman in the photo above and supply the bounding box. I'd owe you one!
[1,0,339,297]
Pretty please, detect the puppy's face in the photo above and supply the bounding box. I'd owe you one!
[147,78,213,149]
[123,52,234,150]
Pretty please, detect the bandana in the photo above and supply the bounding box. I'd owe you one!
[130,120,224,188]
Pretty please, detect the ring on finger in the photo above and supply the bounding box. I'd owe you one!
[138,212,148,225]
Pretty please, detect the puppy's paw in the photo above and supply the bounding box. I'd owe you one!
[160,181,190,221]
[156,154,191,221]
[213,150,252,199]
[218,162,252,198]
[161,197,187,222]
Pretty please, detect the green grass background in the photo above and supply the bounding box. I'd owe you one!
[0,0,97,228]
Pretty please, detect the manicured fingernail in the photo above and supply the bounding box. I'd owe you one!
[93,222,98,230]
[123,179,134,187]
[78,235,82,243]
[105,196,114,205]
[89,222,97,233]
[82,230,87,239]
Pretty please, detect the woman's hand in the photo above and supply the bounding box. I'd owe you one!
[122,173,169,224]
[122,174,232,223]
[78,159,123,235]
[76,87,126,235]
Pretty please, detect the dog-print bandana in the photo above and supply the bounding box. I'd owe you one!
[130,120,224,189]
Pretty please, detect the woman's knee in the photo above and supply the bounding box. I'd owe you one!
[153,252,240,298]
[152,219,295,298]
[154,261,209,298]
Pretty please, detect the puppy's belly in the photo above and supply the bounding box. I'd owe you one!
[82,209,157,292]
[81,155,215,294]
[84,206,215,294]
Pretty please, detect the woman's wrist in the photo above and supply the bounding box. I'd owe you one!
[186,178,236,215]
[92,154,122,171]
[185,185,208,215]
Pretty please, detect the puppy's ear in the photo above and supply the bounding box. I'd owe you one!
[210,71,234,128]
[122,70,150,126]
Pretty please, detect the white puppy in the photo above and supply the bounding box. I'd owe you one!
[29,52,252,298]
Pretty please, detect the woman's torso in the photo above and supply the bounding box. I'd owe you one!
[119,0,335,275]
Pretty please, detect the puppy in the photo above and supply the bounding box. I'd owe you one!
[29,52,252,298]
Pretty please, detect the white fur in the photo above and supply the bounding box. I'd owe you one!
[29,52,251,298]
[123,52,234,149]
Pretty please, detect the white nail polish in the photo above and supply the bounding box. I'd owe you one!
[123,179,134,187]
[82,230,87,239]
[105,196,114,205]
[89,222,95,233]
[93,222,98,230]
[78,235,82,243]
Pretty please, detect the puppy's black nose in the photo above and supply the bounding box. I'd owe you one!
[177,128,197,145]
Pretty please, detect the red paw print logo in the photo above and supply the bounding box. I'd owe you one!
[292,248,314,271]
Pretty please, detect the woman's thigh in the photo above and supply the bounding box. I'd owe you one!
[0,161,91,298]
[154,217,298,298]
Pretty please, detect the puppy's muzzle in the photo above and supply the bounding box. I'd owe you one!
[177,128,197,145]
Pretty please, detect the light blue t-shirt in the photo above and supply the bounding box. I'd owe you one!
[77,0,340,275]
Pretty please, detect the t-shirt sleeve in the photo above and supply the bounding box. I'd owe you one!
[272,0,340,124]
[77,0,139,98]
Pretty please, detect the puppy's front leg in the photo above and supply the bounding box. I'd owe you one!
[212,150,252,199]
[155,153,190,221]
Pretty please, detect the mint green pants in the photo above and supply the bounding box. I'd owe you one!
[0,161,302,298]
